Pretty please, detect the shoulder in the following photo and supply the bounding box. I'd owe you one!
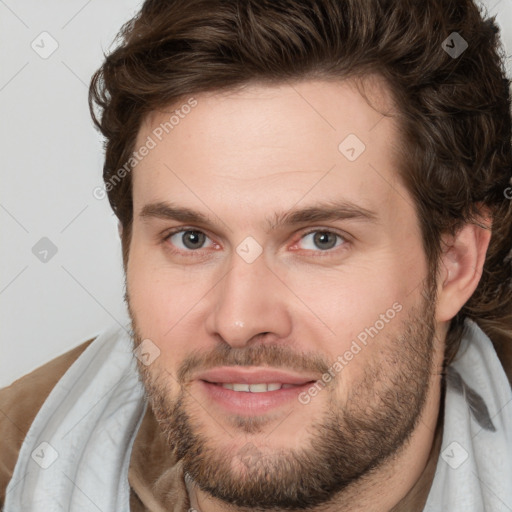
[0,338,94,505]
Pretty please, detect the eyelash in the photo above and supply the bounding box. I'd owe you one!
[162,227,350,257]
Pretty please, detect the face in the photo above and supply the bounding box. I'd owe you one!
[126,78,442,509]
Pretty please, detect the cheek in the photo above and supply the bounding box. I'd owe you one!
[286,254,425,394]
[127,241,215,365]
[127,269,189,376]
[127,243,181,338]
[290,262,409,343]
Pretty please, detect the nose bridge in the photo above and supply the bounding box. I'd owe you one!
[206,248,292,347]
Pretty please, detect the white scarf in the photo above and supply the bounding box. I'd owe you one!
[4,324,147,511]
[4,320,512,511]
[423,319,512,511]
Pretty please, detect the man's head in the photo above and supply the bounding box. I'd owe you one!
[89,0,512,509]
[126,79,449,509]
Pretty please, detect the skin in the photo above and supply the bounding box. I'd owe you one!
[125,77,491,511]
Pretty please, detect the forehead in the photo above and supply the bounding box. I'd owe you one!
[138,76,398,158]
[132,77,410,226]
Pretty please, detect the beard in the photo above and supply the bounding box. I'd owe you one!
[128,280,438,511]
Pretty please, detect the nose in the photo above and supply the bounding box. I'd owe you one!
[205,249,293,348]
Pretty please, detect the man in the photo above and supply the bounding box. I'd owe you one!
[1,0,512,510]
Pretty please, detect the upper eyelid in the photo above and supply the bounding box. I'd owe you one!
[300,227,348,239]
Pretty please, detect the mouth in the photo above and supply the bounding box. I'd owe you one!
[213,382,301,392]
[194,367,318,415]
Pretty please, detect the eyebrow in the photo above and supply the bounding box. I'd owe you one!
[139,199,379,232]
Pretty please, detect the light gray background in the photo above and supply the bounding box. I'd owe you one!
[1,0,511,387]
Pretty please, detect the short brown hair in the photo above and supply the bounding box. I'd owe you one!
[89,0,512,378]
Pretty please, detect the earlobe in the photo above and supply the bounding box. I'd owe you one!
[436,215,492,322]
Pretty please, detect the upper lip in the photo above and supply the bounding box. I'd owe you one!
[194,366,319,385]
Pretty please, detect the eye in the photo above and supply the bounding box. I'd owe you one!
[297,230,346,252]
[163,227,348,256]
[165,229,215,251]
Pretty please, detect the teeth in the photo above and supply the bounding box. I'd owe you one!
[232,383,250,392]
[221,383,284,392]
[249,383,268,393]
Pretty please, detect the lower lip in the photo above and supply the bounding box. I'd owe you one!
[198,381,314,415]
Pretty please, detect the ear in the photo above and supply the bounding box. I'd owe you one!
[118,221,123,238]
[436,210,492,322]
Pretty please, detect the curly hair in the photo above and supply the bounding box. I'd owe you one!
[88,0,512,381]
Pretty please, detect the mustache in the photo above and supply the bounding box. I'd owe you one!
[176,343,331,383]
